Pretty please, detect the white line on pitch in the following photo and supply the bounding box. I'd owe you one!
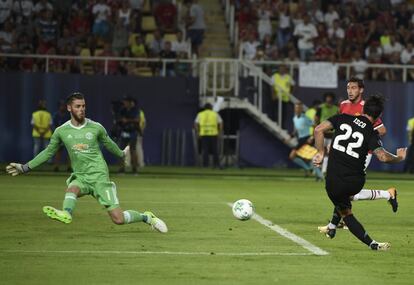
[227,203,329,256]
[0,250,312,257]
[1,200,221,204]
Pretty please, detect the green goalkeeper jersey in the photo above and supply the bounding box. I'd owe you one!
[28,119,123,177]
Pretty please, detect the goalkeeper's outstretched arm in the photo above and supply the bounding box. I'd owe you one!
[6,131,61,176]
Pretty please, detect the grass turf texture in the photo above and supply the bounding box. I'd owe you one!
[0,167,413,285]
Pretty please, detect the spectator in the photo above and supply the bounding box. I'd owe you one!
[277,3,292,49]
[12,0,34,23]
[308,4,324,24]
[401,42,414,64]
[351,50,368,79]
[118,96,140,174]
[129,0,145,32]
[262,34,278,60]
[16,32,33,52]
[130,34,147,58]
[96,42,119,75]
[257,2,272,41]
[241,32,260,60]
[358,5,377,25]
[19,47,36,72]
[0,20,15,52]
[327,19,344,42]
[395,3,411,28]
[171,30,189,56]
[175,51,190,77]
[293,14,318,61]
[148,29,164,57]
[69,9,90,43]
[194,103,223,168]
[33,0,53,16]
[154,0,177,32]
[112,19,129,55]
[119,47,136,75]
[186,0,205,56]
[92,0,111,39]
[364,20,381,46]
[382,35,403,58]
[118,1,132,28]
[31,99,52,157]
[35,9,58,54]
[0,0,13,27]
[314,37,334,61]
[323,4,339,27]
[57,27,76,52]
[159,41,176,76]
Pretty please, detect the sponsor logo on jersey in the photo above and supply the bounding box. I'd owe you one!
[72,143,89,152]
[67,134,73,139]
[85,132,93,140]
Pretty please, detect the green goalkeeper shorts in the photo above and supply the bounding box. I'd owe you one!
[66,174,120,211]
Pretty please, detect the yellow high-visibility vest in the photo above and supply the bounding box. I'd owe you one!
[198,109,219,136]
[273,73,292,103]
[32,110,52,138]
[305,107,317,135]
[408,117,414,143]
[139,110,146,133]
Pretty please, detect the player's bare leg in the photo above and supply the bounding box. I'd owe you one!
[108,207,168,233]
[43,186,80,224]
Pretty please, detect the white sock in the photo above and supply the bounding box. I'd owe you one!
[352,189,390,201]
[328,222,336,229]
[322,156,328,174]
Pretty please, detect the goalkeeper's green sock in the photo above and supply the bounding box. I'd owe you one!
[123,210,147,224]
[62,192,77,215]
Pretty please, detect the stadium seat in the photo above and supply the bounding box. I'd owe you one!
[134,67,153,77]
[128,33,139,46]
[164,33,177,43]
[142,0,151,14]
[145,33,154,46]
[142,16,157,32]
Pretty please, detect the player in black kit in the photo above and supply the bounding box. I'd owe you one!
[313,95,407,251]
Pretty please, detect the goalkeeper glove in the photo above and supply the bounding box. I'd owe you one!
[123,145,130,166]
[6,163,30,176]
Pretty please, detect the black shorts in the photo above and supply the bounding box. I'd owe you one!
[294,136,310,150]
[325,176,365,211]
[187,29,204,46]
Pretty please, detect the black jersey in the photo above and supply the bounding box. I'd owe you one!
[327,114,383,178]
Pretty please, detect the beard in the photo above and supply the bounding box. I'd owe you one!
[71,112,85,124]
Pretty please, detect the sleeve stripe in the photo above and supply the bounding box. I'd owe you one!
[373,124,384,130]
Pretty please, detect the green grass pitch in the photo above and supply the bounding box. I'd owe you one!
[0,167,413,285]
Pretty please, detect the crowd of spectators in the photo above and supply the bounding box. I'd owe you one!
[0,0,197,76]
[238,0,414,81]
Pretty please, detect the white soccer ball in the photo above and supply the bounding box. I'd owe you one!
[232,199,254,220]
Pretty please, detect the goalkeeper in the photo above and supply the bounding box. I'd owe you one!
[6,92,167,233]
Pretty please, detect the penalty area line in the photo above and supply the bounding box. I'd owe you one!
[0,250,313,257]
[227,203,329,256]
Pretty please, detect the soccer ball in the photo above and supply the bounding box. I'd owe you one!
[232,199,254,220]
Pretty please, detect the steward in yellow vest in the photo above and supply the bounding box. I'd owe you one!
[31,100,53,156]
[194,103,223,168]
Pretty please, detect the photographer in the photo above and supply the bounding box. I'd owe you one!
[118,96,140,174]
